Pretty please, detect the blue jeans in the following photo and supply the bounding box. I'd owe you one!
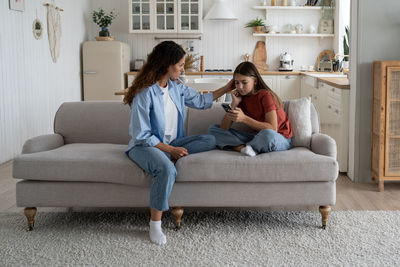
[208,124,292,153]
[127,134,216,211]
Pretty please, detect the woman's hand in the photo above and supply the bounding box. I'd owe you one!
[226,107,247,123]
[224,79,235,93]
[169,146,188,160]
[230,89,242,108]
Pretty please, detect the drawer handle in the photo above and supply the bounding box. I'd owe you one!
[331,88,335,92]
[314,96,317,100]
[328,105,332,109]
[335,109,339,114]
[309,94,312,97]
[84,71,97,74]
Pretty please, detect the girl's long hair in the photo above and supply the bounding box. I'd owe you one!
[123,41,186,106]
[234,61,282,108]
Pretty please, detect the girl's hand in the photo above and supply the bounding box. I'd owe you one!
[169,146,188,160]
[226,107,247,123]
[230,89,242,108]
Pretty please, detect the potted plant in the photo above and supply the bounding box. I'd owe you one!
[245,17,265,33]
[92,8,118,38]
[342,26,350,70]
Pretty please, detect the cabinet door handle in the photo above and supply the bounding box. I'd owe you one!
[328,105,332,109]
[331,88,335,92]
[84,71,97,74]
[285,75,290,79]
[335,109,339,114]
[314,96,317,100]
[309,94,313,97]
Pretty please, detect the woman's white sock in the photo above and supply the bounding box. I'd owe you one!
[240,145,257,157]
[149,220,166,245]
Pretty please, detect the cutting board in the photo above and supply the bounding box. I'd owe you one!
[253,41,269,71]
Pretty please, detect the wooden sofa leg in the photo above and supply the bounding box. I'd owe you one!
[319,206,331,229]
[171,207,184,230]
[24,207,37,231]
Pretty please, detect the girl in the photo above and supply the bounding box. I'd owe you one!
[124,41,233,245]
[208,61,292,156]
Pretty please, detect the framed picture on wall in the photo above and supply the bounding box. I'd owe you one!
[9,0,25,12]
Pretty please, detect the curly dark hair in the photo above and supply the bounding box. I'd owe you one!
[124,41,186,106]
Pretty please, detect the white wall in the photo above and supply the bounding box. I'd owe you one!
[0,0,91,164]
[349,0,400,182]
[88,0,333,70]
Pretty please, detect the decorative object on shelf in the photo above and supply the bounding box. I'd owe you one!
[283,24,296,34]
[245,17,265,33]
[305,0,319,6]
[9,0,24,12]
[295,24,303,34]
[91,8,118,39]
[33,9,43,40]
[200,56,204,72]
[261,0,267,6]
[242,53,251,62]
[281,0,288,6]
[308,24,317,34]
[253,41,269,71]
[45,2,62,63]
[289,0,297,6]
[271,0,276,6]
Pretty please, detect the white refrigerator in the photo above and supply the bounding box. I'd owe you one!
[82,41,130,101]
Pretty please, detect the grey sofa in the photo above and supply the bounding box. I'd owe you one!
[13,101,338,231]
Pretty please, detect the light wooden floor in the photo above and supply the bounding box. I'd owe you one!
[1,160,400,213]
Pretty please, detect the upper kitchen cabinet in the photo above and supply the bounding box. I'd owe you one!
[129,0,203,34]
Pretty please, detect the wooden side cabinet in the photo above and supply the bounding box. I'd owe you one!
[371,61,400,191]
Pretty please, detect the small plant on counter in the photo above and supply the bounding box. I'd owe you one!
[92,8,118,37]
[245,17,265,33]
[343,26,350,61]
[185,53,200,71]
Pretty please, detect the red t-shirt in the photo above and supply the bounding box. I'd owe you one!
[237,90,293,138]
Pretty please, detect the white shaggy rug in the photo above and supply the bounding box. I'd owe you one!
[1,210,399,266]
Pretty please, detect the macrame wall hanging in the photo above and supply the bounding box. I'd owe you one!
[44,1,63,63]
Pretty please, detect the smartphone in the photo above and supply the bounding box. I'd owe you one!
[221,103,232,112]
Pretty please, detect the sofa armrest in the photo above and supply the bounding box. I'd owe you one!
[22,134,64,154]
[310,133,337,159]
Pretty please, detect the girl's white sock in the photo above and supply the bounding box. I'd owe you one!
[149,220,166,245]
[240,145,257,157]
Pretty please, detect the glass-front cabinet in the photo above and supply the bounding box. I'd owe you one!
[130,0,152,32]
[129,0,202,33]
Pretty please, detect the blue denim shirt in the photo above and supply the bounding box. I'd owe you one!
[126,79,213,152]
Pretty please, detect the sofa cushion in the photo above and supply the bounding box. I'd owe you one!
[288,97,312,147]
[13,144,152,187]
[175,147,338,183]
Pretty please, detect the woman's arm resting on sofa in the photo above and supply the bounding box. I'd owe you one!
[22,134,64,154]
[310,133,337,159]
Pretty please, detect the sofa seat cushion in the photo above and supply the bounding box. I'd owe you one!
[13,144,152,187]
[175,147,338,183]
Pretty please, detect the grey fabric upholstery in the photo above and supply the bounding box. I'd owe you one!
[54,101,131,144]
[311,133,337,159]
[16,180,336,208]
[176,147,338,183]
[13,144,152,187]
[22,134,64,154]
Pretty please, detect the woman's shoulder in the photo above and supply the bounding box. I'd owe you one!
[256,89,273,99]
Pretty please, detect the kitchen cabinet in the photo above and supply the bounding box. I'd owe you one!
[276,75,300,100]
[129,0,202,34]
[301,76,349,172]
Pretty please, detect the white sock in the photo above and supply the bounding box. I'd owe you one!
[240,145,257,157]
[149,220,166,245]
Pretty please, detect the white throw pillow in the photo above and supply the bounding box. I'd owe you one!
[288,97,312,147]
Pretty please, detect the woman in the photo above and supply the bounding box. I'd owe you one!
[208,61,292,156]
[124,41,233,245]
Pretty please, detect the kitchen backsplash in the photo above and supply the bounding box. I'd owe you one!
[88,0,334,71]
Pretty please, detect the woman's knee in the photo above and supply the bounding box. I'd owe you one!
[155,160,177,179]
[259,129,276,139]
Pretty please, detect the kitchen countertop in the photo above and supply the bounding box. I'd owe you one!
[120,71,350,95]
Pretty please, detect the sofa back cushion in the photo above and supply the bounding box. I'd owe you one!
[54,101,131,144]
[186,101,320,136]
